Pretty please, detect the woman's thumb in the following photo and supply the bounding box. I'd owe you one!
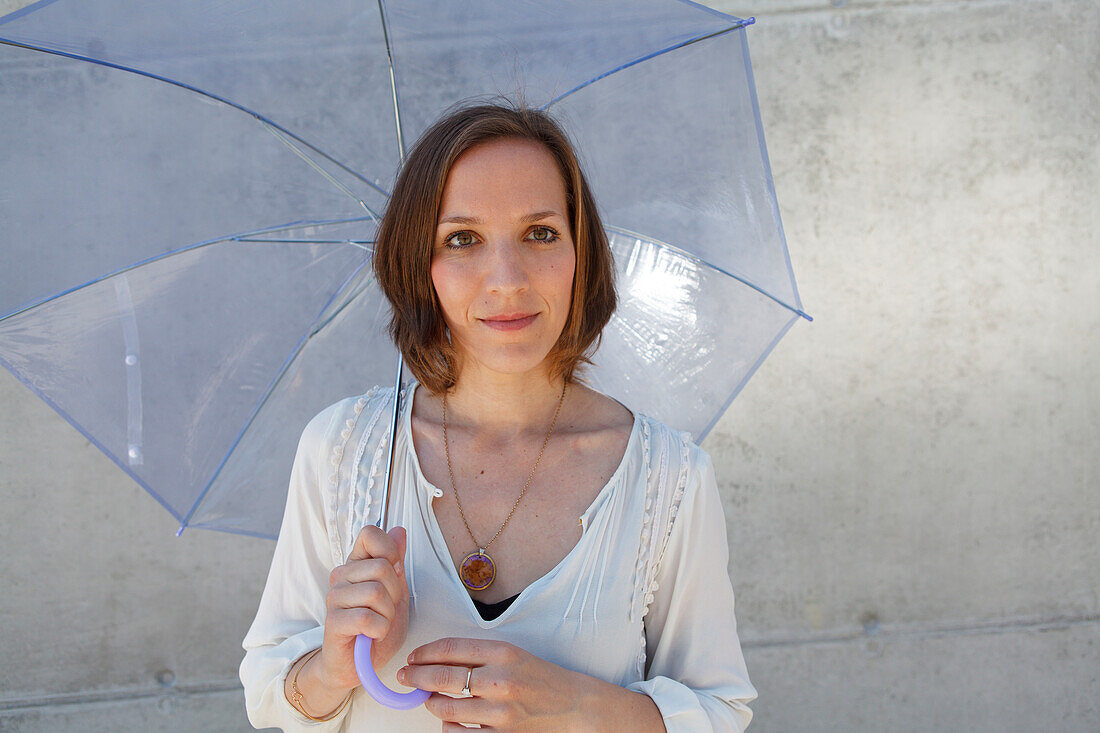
[388,525,408,562]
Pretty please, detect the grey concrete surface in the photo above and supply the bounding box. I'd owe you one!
[745,621,1099,731]
[0,371,270,731]
[0,686,250,733]
[2,0,1098,731]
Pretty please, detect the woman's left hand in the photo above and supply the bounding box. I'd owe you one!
[397,637,590,731]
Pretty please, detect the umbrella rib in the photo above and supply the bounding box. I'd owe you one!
[0,350,186,526]
[176,258,373,535]
[739,32,808,323]
[0,37,391,201]
[0,0,61,26]
[234,238,374,249]
[377,0,407,163]
[606,225,813,322]
[542,17,755,110]
[260,122,381,217]
[0,216,375,323]
[305,275,376,339]
[696,312,801,443]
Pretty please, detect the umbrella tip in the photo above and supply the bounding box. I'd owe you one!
[176,523,186,538]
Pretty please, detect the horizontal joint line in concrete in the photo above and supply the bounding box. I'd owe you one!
[747,0,1015,19]
[0,679,243,712]
[743,613,1100,651]
[4,617,1098,708]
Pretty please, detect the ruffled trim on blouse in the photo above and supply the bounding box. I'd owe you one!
[350,388,389,540]
[629,416,695,677]
[319,385,411,567]
[318,385,400,568]
[325,393,369,568]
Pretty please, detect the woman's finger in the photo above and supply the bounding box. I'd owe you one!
[407,637,511,668]
[398,662,476,696]
[346,524,404,564]
[327,606,393,641]
[423,691,503,727]
[330,557,404,605]
[328,579,396,619]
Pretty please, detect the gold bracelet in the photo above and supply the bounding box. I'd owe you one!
[289,648,354,722]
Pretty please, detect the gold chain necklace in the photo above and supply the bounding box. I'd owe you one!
[442,382,567,592]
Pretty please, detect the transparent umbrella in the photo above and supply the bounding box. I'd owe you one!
[0,0,809,708]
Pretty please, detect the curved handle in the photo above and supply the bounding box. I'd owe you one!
[354,634,431,709]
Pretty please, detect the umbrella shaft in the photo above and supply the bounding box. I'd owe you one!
[378,353,404,532]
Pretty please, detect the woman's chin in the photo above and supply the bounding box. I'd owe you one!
[455,348,559,380]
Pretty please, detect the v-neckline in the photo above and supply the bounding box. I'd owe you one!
[401,381,640,628]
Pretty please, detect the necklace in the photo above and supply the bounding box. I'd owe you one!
[442,382,568,592]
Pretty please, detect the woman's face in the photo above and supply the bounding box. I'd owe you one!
[431,137,576,381]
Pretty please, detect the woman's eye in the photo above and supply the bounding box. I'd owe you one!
[444,231,476,248]
[529,226,559,243]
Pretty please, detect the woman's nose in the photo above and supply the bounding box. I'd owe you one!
[484,240,529,294]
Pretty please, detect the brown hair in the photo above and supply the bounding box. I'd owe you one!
[373,102,617,394]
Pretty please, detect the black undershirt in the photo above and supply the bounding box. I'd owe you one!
[471,592,521,621]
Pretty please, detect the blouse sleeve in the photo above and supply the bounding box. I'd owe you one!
[625,446,757,732]
[239,404,352,731]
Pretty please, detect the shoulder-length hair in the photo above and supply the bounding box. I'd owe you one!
[373,102,617,395]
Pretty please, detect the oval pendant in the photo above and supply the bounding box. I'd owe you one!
[459,549,496,591]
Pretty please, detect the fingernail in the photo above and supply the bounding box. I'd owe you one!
[397,668,407,682]
[407,653,414,664]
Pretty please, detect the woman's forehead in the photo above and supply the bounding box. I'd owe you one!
[437,138,567,224]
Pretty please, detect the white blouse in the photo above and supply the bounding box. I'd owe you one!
[240,382,756,731]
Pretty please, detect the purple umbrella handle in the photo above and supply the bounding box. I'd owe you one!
[354,634,431,709]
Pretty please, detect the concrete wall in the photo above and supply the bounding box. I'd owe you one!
[710,0,1099,729]
[2,0,1097,731]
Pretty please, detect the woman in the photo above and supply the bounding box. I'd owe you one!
[240,103,756,731]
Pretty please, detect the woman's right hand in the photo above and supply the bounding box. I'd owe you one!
[316,525,410,691]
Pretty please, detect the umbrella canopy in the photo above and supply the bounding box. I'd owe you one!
[0,0,808,539]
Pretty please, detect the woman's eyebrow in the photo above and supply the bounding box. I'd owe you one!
[437,210,564,227]
[518,210,563,224]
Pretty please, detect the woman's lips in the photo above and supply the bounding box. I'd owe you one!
[480,313,538,331]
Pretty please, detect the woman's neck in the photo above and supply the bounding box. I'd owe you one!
[432,362,567,438]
